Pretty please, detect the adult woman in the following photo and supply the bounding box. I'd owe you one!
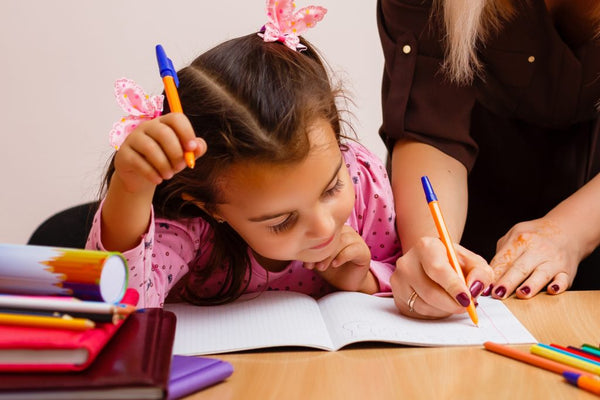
[378,0,600,318]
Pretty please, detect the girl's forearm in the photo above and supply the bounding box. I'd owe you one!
[357,269,379,294]
[100,173,156,252]
[319,265,378,294]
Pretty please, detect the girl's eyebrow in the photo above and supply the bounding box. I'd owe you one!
[248,157,343,223]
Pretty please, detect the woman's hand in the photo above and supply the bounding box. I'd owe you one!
[391,237,492,319]
[114,113,206,194]
[304,225,377,293]
[489,217,580,299]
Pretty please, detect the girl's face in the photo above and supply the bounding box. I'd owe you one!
[214,120,355,266]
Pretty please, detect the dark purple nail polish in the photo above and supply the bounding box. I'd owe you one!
[482,284,493,296]
[520,286,531,295]
[551,284,560,293]
[494,286,507,298]
[456,292,471,307]
[470,281,484,298]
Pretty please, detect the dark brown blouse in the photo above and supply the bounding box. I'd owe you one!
[378,0,600,288]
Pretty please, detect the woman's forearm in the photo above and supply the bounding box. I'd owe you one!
[545,172,600,262]
[391,139,469,251]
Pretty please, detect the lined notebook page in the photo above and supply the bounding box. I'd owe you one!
[165,291,335,355]
[318,293,536,349]
[165,291,536,355]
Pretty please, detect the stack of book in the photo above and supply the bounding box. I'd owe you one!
[0,243,233,399]
[0,243,180,399]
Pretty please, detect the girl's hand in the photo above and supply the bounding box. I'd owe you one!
[113,113,206,193]
[489,217,579,299]
[303,225,377,293]
[391,237,492,319]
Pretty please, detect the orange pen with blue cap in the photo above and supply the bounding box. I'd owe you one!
[563,371,600,395]
[421,176,479,326]
[155,44,195,169]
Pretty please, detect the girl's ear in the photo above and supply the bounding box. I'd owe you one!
[181,193,226,223]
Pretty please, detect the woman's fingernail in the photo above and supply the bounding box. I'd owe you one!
[456,292,471,307]
[551,284,560,293]
[482,284,493,296]
[519,286,530,295]
[470,281,484,298]
[494,286,507,298]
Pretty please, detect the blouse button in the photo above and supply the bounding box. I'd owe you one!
[402,44,412,54]
[528,56,535,63]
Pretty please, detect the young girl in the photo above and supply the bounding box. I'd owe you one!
[87,2,402,308]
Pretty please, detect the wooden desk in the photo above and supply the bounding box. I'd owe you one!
[185,291,600,399]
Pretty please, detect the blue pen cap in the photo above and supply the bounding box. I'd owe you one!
[155,44,179,87]
[562,371,581,385]
[421,176,438,203]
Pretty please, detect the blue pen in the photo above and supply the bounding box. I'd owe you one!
[155,44,194,168]
[421,176,478,325]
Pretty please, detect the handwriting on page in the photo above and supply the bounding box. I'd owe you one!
[318,293,535,349]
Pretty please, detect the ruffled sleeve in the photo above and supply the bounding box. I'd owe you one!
[85,200,209,308]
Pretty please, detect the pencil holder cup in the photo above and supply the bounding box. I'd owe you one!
[0,243,128,303]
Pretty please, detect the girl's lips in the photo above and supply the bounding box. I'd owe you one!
[310,235,334,250]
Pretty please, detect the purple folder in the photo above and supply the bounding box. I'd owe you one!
[167,355,234,400]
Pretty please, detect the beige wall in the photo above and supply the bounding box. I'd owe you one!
[0,0,386,244]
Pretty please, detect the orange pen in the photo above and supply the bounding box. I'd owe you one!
[155,44,195,169]
[563,371,600,395]
[421,175,478,326]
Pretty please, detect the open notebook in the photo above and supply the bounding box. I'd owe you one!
[165,291,536,355]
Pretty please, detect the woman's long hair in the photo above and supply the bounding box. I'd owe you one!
[435,0,515,84]
[438,0,600,85]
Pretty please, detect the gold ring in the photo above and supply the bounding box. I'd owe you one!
[407,290,418,313]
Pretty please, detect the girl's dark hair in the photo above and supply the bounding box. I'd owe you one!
[101,33,346,305]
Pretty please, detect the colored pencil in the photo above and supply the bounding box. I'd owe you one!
[563,372,600,395]
[0,307,121,324]
[484,342,594,376]
[582,344,600,358]
[545,344,600,366]
[556,344,600,363]
[531,344,600,375]
[568,346,600,362]
[421,176,478,325]
[0,312,95,331]
[0,294,136,315]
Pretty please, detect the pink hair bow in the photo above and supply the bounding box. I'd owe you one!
[258,0,327,51]
[109,78,164,149]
